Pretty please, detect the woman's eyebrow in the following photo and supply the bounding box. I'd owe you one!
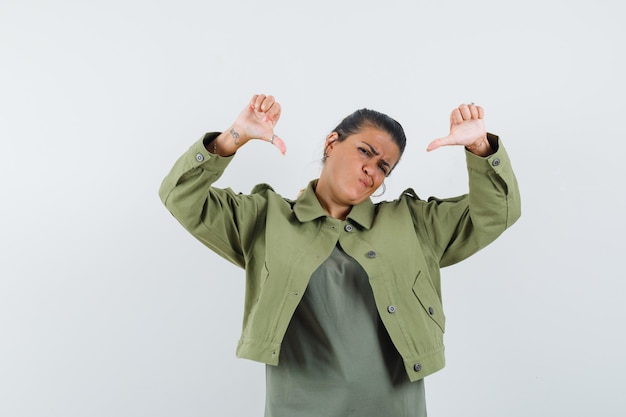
[363,142,391,168]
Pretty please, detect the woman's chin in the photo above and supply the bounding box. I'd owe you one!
[345,191,373,205]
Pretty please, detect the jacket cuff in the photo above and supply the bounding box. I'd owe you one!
[465,133,511,176]
[185,132,235,172]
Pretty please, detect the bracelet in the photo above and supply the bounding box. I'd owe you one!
[466,141,484,150]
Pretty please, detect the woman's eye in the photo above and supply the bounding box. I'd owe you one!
[358,147,369,155]
[379,165,388,175]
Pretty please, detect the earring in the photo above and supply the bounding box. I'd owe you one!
[372,182,386,198]
[323,137,338,163]
[322,143,332,162]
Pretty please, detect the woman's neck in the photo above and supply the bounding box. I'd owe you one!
[313,181,352,220]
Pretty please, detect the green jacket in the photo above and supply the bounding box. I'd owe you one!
[159,132,521,382]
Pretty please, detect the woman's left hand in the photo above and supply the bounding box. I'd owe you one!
[427,103,492,156]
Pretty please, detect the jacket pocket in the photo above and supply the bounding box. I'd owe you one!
[411,271,445,333]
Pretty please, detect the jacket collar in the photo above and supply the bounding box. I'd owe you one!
[293,180,375,230]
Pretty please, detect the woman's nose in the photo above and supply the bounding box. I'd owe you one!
[363,161,376,176]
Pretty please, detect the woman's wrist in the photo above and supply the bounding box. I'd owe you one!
[206,125,245,156]
[465,136,493,157]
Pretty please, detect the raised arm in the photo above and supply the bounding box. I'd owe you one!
[417,103,521,267]
[159,94,285,268]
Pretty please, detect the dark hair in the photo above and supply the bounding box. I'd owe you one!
[327,108,407,166]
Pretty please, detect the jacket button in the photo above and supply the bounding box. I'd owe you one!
[428,307,435,315]
[366,251,376,258]
[387,305,396,314]
[413,363,422,372]
[195,153,205,162]
[492,158,500,167]
[344,224,354,232]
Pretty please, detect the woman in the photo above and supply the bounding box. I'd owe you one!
[159,94,521,416]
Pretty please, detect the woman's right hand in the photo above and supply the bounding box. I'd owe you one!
[211,94,286,156]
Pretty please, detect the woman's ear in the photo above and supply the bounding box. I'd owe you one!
[325,132,339,152]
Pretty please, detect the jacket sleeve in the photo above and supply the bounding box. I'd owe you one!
[158,132,265,268]
[414,134,521,268]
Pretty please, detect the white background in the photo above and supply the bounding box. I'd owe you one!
[2,0,625,416]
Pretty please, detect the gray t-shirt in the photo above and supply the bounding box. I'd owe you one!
[265,244,426,417]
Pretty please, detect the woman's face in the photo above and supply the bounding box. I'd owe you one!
[319,126,401,207]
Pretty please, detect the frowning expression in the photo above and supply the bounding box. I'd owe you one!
[320,126,401,206]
